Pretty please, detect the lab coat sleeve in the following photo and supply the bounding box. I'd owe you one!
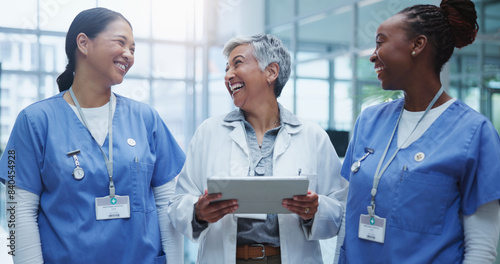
[303,126,349,240]
[154,180,184,264]
[168,124,209,242]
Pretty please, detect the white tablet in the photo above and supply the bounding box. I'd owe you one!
[207,176,309,214]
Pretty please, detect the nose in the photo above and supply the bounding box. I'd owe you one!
[225,68,234,83]
[123,49,134,63]
[369,50,377,63]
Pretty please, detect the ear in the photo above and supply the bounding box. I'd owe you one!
[411,35,427,57]
[76,33,89,55]
[266,62,280,85]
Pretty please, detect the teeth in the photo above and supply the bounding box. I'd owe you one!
[375,66,384,74]
[230,83,243,92]
[115,62,127,71]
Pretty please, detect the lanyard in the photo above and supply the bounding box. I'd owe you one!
[69,87,116,198]
[368,86,444,217]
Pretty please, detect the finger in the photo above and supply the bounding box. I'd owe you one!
[293,190,318,202]
[202,201,239,223]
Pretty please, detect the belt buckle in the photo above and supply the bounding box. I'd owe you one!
[251,244,265,260]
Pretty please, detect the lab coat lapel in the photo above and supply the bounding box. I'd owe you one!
[274,124,302,158]
[223,121,251,176]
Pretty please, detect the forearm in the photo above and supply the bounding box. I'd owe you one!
[463,200,500,264]
[154,180,183,264]
[8,186,44,264]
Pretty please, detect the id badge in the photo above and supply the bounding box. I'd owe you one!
[95,195,130,220]
[358,214,386,243]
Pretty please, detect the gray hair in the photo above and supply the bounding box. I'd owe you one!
[222,34,291,98]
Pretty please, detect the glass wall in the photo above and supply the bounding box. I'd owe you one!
[266,0,500,134]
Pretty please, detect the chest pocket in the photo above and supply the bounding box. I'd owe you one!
[389,170,457,235]
[130,160,155,213]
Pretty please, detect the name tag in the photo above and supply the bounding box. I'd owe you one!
[95,195,130,220]
[358,214,386,244]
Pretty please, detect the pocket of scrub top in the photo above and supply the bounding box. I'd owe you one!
[390,170,455,235]
[130,160,155,213]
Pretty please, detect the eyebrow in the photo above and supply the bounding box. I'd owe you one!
[232,55,245,62]
[225,54,245,72]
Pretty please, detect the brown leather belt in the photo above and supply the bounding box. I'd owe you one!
[236,244,281,260]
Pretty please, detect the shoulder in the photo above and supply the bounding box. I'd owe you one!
[295,117,324,135]
[116,94,156,114]
[451,99,498,136]
[358,99,402,119]
[19,92,66,124]
[114,94,163,127]
[194,114,229,136]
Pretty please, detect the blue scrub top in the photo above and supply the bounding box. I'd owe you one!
[339,98,500,264]
[0,92,185,264]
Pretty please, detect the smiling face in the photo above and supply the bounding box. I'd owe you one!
[84,19,135,88]
[370,14,414,91]
[224,44,271,110]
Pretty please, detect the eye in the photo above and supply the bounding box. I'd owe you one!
[234,60,242,66]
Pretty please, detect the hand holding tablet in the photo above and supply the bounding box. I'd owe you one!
[207,176,309,214]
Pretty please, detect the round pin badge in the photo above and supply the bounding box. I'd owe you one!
[73,167,85,180]
[127,138,136,147]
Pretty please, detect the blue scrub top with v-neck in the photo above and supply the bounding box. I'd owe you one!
[0,92,185,264]
[339,98,500,264]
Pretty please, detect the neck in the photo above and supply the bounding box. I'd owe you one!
[403,79,450,112]
[64,74,112,108]
[244,101,280,135]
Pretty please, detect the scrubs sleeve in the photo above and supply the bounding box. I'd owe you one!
[0,110,44,195]
[150,111,186,187]
[461,120,500,215]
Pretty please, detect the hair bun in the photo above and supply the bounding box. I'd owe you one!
[440,0,479,48]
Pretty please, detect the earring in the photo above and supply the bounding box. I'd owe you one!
[412,51,416,56]
[268,80,271,85]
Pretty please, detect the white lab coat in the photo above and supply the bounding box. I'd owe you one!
[169,109,348,264]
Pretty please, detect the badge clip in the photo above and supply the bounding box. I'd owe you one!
[67,149,84,180]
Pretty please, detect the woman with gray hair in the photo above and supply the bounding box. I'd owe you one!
[169,34,348,263]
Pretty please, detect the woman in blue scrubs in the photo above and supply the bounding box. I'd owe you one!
[339,0,500,263]
[0,8,185,263]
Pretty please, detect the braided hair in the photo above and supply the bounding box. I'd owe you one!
[398,0,478,74]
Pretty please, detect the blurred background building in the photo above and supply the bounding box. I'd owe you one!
[0,0,499,263]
